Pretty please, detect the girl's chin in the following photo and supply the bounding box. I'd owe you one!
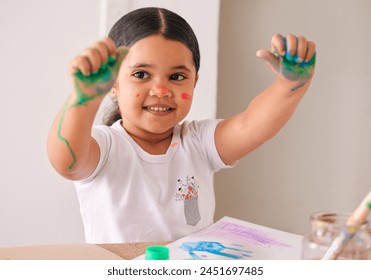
[144,125,176,135]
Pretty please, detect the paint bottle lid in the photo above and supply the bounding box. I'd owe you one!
[145,245,169,260]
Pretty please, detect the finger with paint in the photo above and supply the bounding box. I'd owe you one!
[69,38,129,106]
[69,37,116,76]
[256,34,316,89]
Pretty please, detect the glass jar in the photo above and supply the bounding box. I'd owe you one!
[302,212,369,260]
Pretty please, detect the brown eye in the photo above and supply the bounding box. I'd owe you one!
[170,74,186,81]
[133,71,149,79]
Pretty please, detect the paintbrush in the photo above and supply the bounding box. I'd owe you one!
[321,190,371,260]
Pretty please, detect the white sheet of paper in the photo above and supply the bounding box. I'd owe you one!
[136,216,303,260]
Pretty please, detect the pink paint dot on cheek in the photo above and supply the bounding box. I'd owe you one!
[181,93,192,101]
[133,92,140,97]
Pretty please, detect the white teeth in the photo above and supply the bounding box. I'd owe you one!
[147,107,172,112]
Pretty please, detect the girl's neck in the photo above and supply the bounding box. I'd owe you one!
[121,121,174,155]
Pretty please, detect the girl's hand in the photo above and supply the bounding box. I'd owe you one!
[68,37,128,106]
[256,34,316,90]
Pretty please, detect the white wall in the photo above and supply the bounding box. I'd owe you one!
[215,0,371,234]
[0,0,102,246]
[0,0,219,246]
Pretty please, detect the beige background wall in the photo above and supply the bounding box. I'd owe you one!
[215,0,371,234]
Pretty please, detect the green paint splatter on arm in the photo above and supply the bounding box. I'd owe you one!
[57,101,77,170]
[57,48,128,170]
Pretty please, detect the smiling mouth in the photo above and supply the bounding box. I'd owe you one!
[145,106,174,112]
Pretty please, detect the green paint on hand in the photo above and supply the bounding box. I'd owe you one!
[74,56,116,84]
[72,56,117,106]
[281,53,316,78]
[279,53,316,91]
[57,101,77,170]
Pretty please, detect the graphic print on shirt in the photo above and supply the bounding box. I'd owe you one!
[175,175,201,226]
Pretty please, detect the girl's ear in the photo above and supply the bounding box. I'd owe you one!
[110,80,119,100]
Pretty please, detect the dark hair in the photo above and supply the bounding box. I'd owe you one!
[104,7,200,126]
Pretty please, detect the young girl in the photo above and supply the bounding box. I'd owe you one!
[47,7,316,243]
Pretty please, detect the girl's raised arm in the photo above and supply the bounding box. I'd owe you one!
[215,34,316,165]
[47,38,128,180]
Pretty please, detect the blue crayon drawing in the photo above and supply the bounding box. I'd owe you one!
[180,241,252,259]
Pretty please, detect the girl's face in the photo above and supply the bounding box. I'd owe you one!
[113,35,198,139]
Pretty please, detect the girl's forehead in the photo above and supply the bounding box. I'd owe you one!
[124,35,195,70]
[130,34,189,51]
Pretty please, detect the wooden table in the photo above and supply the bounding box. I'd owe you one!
[0,242,170,260]
[97,241,170,260]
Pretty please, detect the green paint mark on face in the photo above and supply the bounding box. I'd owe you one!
[367,201,371,210]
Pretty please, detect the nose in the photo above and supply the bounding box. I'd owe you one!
[149,84,172,98]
